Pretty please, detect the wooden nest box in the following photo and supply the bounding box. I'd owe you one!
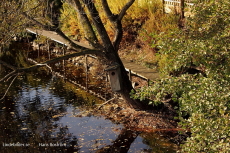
[105,63,122,92]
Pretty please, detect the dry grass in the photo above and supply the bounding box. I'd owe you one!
[60,0,179,68]
[118,1,179,69]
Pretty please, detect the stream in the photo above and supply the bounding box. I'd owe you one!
[0,43,178,152]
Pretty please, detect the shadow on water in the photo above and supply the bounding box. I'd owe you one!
[0,42,178,152]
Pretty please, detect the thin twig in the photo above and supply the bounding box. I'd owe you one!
[0,71,17,82]
[0,73,19,101]
[98,97,116,110]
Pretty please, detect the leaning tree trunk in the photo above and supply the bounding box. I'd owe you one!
[118,61,144,109]
[22,0,144,109]
[82,0,144,109]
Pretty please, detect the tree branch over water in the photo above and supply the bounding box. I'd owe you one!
[0,49,101,73]
[1,0,145,109]
[0,73,19,101]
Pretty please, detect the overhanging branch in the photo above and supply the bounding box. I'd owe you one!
[23,12,90,51]
[0,70,17,82]
[19,49,102,72]
[1,49,101,75]
[0,73,19,101]
[39,49,101,65]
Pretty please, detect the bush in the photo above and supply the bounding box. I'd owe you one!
[132,0,230,152]
[132,74,230,152]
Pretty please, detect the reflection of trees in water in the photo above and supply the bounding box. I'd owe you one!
[0,77,138,152]
[0,48,90,152]
[96,129,139,153]
[0,95,79,152]
[140,132,178,153]
[1,45,178,152]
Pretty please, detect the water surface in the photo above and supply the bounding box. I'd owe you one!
[0,45,177,152]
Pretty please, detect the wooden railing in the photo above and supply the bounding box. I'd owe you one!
[164,0,194,7]
[163,0,195,16]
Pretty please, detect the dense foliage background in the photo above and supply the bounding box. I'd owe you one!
[133,0,230,152]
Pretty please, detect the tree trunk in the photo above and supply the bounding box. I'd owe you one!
[22,0,143,109]
[81,0,144,109]
[71,0,99,44]
[105,50,145,109]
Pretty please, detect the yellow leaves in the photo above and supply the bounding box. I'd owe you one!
[10,112,15,115]
[60,2,81,37]
[52,112,67,118]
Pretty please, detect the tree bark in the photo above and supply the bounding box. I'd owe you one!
[69,0,99,45]
[21,0,144,109]
[82,0,143,109]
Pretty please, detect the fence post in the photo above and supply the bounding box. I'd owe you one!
[129,69,132,82]
[85,55,88,91]
[47,39,50,59]
[62,44,66,81]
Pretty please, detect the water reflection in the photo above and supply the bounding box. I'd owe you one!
[0,72,122,152]
[0,43,178,152]
[0,70,178,153]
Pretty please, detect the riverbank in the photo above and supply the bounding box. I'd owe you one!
[60,72,188,145]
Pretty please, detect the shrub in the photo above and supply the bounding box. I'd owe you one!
[132,0,230,152]
[132,74,230,152]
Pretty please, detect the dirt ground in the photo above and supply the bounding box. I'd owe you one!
[75,75,190,144]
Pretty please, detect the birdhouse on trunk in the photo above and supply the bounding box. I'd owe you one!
[105,63,122,92]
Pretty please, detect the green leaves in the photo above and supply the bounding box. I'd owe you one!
[155,0,230,78]
[132,74,230,152]
[134,1,230,150]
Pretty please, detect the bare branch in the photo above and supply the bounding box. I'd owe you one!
[26,26,94,52]
[19,49,102,72]
[84,37,103,49]
[1,49,101,79]
[0,73,19,101]
[98,97,116,109]
[40,49,101,65]
[0,71,17,82]
[54,28,94,51]
[117,0,135,21]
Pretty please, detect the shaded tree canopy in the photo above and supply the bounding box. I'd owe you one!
[0,0,144,109]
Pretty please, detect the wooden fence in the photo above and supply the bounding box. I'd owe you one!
[137,0,194,16]
[163,0,194,16]
[164,0,194,7]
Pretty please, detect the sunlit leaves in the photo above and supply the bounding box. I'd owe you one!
[133,74,230,152]
[0,0,63,47]
[59,2,81,37]
[0,0,26,45]
[156,0,230,77]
